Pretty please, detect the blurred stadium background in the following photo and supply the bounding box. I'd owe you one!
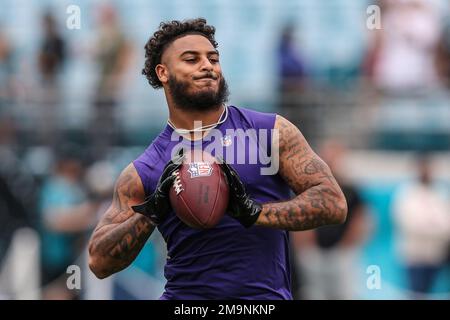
[0,0,449,299]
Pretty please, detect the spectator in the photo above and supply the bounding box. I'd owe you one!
[0,27,15,107]
[39,146,97,299]
[293,140,371,299]
[0,122,38,266]
[276,24,310,138]
[436,12,450,88]
[38,12,66,84]
[392,154,450,298]
[83,161,116,300]
[36,12,66,147]
[365,0,444,95]
[90,4,132,156]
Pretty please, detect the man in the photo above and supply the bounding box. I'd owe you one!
[36,11,67,147]
[88,18,347,300]
[40,147,97,299]
[392,155,450,298]
[90,4,132,157]
[293,140,370,299]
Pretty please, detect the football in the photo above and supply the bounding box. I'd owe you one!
[169,149,229,229]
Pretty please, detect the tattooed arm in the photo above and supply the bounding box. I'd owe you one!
[255,115,347,231]
[88,163,155,279]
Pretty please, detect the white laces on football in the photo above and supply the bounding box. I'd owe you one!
[167,104,228,134]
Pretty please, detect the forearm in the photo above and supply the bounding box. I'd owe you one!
[255,183,347,231]
[88,213,154,278]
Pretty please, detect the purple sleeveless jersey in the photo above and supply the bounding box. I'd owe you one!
[133,106,293,300]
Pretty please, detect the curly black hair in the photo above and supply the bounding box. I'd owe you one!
[142,18,218,89]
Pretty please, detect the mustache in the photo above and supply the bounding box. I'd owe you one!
[193,72,218,80]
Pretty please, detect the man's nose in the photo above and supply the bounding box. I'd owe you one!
[200,57,213,72]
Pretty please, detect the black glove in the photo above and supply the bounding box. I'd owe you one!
[132,148,184,225]
[218,158,262,228]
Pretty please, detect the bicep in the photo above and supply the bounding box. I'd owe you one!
[274,115,336,194]
[96,163,147,229]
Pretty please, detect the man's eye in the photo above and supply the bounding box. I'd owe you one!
[210,58,219,63]
[185,59,196,62]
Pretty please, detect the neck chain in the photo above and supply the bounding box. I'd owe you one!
[167,105,228,134]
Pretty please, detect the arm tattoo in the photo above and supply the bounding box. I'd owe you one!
[256,116,347,231]
[88,164,155,277]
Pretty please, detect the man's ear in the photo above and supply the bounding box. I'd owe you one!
[155,64,169,85]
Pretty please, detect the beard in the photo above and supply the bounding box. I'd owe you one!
[168,74,229,112]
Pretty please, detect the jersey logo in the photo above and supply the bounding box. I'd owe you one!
[187,162,213,178]
[221,135,232,147]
